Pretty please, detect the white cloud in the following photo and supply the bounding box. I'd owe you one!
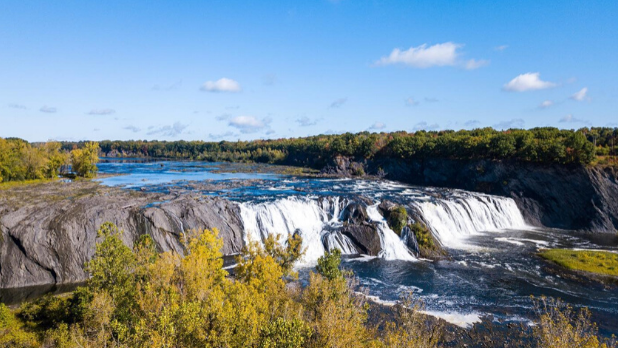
[88,108,115,115]
[329,98,347,108]
[40,106,57,113]
[368,122,386,130]
[559,114,590,125]
[147,122,189,137]
[296,116,319,127]
[503,73,556,92]
[464,59,490,70]
[200,78,241,93]
[502,72,556,92]
[570,87,589,101]
[228,116,271,133]
[494,118,525,129]
[495,45,509,51]
[539,100,553,109]
[376,42,461,68]
[405,97,419,106]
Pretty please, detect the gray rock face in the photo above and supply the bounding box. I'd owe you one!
[341,202,368,225]
[0,182,244,289]
[341,224,381,256]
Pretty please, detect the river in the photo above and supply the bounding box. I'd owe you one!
[95,158,618,335]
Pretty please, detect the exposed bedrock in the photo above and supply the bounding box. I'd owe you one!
[0,183,244,288]
[322,156,618,233]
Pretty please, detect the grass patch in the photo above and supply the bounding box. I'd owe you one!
[539,249,618,277]
[0,178,58,190]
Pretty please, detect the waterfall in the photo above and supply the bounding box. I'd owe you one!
[237,190,526,262]
[238,196,416,264]
[239,196,344,264]
[366,205,416,261]
[323,232,359,255]
[411,193,527,249]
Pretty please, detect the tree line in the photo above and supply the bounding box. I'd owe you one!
[3,127,616,183]
[0,138,100,183]
[64,127,617,168]
[1,223,614,347]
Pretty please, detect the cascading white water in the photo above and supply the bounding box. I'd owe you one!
[238,190,527,262]
[323,232,359,255]
[238,196,417,264]
[239,196,366,264]
[411,193,528,249]
[366,205,417,261]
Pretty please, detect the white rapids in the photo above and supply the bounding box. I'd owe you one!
[238,188,530,263]
[410,193,528,249]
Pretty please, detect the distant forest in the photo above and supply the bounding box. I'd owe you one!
[2,127,617,184]
[67,127,617,167]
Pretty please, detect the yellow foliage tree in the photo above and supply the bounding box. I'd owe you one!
[71,142,99,178]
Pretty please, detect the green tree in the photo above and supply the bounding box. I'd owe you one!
[71,141,99,178]
[316,248,343,281]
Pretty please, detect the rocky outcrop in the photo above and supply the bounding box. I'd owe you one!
[322,157,618,233]
[0,182,244,289]
[341,224,381,256]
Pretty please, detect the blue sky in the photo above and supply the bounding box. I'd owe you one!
[1,0,617,142]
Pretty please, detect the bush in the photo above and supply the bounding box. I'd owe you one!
[532,296,616,348]
[316,248,343,281]
[410,222,435,250]
[386,206,408,236]
[0,303,39,348]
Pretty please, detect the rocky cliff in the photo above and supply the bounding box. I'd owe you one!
[0,181,244,288]
[323,156,618,233]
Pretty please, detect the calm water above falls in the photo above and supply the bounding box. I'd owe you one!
[97,159,618,335]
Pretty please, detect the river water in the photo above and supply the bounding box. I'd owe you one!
[95,158,618,335]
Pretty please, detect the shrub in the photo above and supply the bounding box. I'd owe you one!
[0,303,39,348]
[532,296,616,348]
[410,222,435,250]
[387,206,408,236]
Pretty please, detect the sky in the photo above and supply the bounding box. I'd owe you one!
[1,0,617,142]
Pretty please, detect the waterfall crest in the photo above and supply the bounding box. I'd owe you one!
[237,190,528,263]
[411,194,528,249]
[366,205,416,261]
[238,196,416,264]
